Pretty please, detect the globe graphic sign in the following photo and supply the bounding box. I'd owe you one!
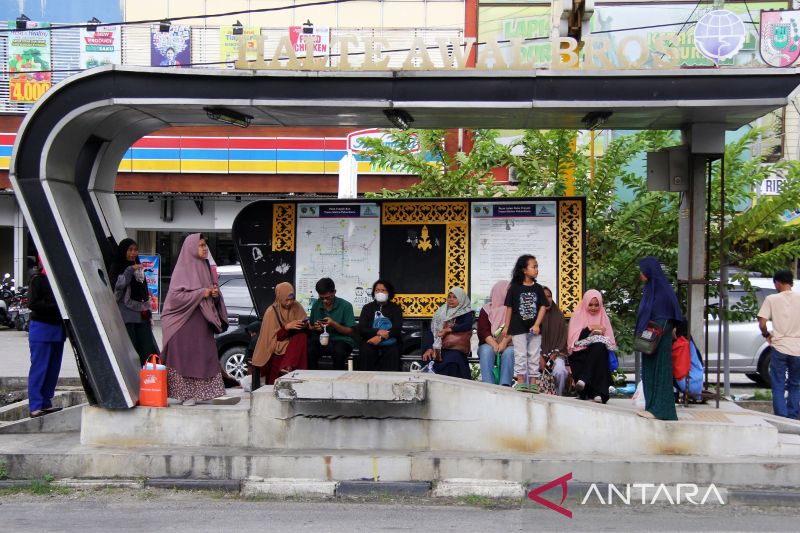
[694,10,746,62]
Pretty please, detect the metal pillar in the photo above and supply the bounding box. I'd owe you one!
[13,201,25,284]
[679,154,708,348]
[682,124,726,403]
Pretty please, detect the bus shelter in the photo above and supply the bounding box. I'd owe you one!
[10,66,800,408]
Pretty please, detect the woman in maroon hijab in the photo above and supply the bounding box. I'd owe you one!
[161,234,239,406]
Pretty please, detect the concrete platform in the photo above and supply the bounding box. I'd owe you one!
[81,371,795,458]
[3,371,800,488]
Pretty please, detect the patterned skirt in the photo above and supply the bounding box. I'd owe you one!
[167,367,226,401]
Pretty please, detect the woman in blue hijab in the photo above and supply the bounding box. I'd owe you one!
[636,257,684,421]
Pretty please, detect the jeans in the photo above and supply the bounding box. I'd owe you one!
[478,344,515,386]
[512,333,541,380]
[770,349,800,420]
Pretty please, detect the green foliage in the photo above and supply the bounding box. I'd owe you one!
[361,126,799,349]
[362,129,509,198]
[752,389,773,401]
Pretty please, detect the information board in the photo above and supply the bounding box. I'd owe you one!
[295,203,380,315]
[470,201,558,309]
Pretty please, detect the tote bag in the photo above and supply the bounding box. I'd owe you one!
[139,354,168,407]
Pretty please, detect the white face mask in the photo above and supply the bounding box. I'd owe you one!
[374,292,389,303]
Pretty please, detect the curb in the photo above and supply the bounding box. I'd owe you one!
[337,480,431,497]
[433,479,525,498]
[728,489,800,506]
[1,477,798,506]
[144,478,241,492]
[242,478,336,497]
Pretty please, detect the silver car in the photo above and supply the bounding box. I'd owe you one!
[621,277,799,386]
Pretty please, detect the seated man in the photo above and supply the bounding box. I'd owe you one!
[308,277,356,370]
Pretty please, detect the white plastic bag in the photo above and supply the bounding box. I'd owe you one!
[632,380,646,409]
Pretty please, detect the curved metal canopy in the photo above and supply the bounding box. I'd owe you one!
[10,65,800,408]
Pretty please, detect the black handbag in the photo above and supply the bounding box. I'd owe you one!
[633,321,664,355]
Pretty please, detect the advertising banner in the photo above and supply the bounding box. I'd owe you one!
[289,26,330,59]
[138,254,161,314]
[220,26,260,67]
[150,25,191,67]
[7,20,51,102]
[80,24,121,69]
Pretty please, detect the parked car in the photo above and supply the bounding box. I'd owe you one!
[213,265,424,379]
[620,277,800,386]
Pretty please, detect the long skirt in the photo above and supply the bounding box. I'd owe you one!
[167,367,226,401]
[265,332,308,385]
[434,349,471,380]
[642,320,678,420]
[569,342,612,402]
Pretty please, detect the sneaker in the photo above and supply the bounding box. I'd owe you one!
[212,396,241,405]
[182,399,196,406]
[575,380,586,391]
[608,386,617,396]
[593,396,602,403]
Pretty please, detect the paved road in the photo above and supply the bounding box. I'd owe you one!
[0,491,797,532]
[0,325,164,379]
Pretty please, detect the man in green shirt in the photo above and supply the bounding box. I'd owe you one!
[308,277,356,370]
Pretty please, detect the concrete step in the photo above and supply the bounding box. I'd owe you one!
[2,432,800,489]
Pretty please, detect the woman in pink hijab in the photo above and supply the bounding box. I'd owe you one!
[477,280,514,386]
[566,289,617,404]
[161,234,238,406]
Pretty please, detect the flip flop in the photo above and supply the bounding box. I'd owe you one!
[29,410,46,418]
[43,407,63,414]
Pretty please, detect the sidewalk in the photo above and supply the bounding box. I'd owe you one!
[0,325,164,380]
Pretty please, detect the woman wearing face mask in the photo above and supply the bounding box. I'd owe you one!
[357,279,404,371]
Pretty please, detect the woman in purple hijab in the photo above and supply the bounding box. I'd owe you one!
[161,234,239,406]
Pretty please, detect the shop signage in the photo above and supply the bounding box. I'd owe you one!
[233,32,686,71]
[6,20,51,102]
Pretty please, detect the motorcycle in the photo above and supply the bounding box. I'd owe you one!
[8,288,29,331]
[0,273,15,328]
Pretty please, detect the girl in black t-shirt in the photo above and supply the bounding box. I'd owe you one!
[503,255,547,390]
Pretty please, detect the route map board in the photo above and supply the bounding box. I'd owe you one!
[470,201,558,310]
[295,203,380,315]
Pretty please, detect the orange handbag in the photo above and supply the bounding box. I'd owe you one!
[139,354,168,407]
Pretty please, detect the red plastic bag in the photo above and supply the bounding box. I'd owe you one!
[139,354,167,407]
[672,337,691,380]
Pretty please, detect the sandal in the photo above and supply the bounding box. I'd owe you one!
[29,410,46,418]
[43,407,63,414]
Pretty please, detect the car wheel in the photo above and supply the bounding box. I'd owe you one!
[758,349,772,389]
[402,348,423,373]
[745,373,766,385]
[221,346,249,381]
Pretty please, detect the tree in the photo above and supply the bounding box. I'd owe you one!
[360,129,509,198]
[362,127,800,351]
